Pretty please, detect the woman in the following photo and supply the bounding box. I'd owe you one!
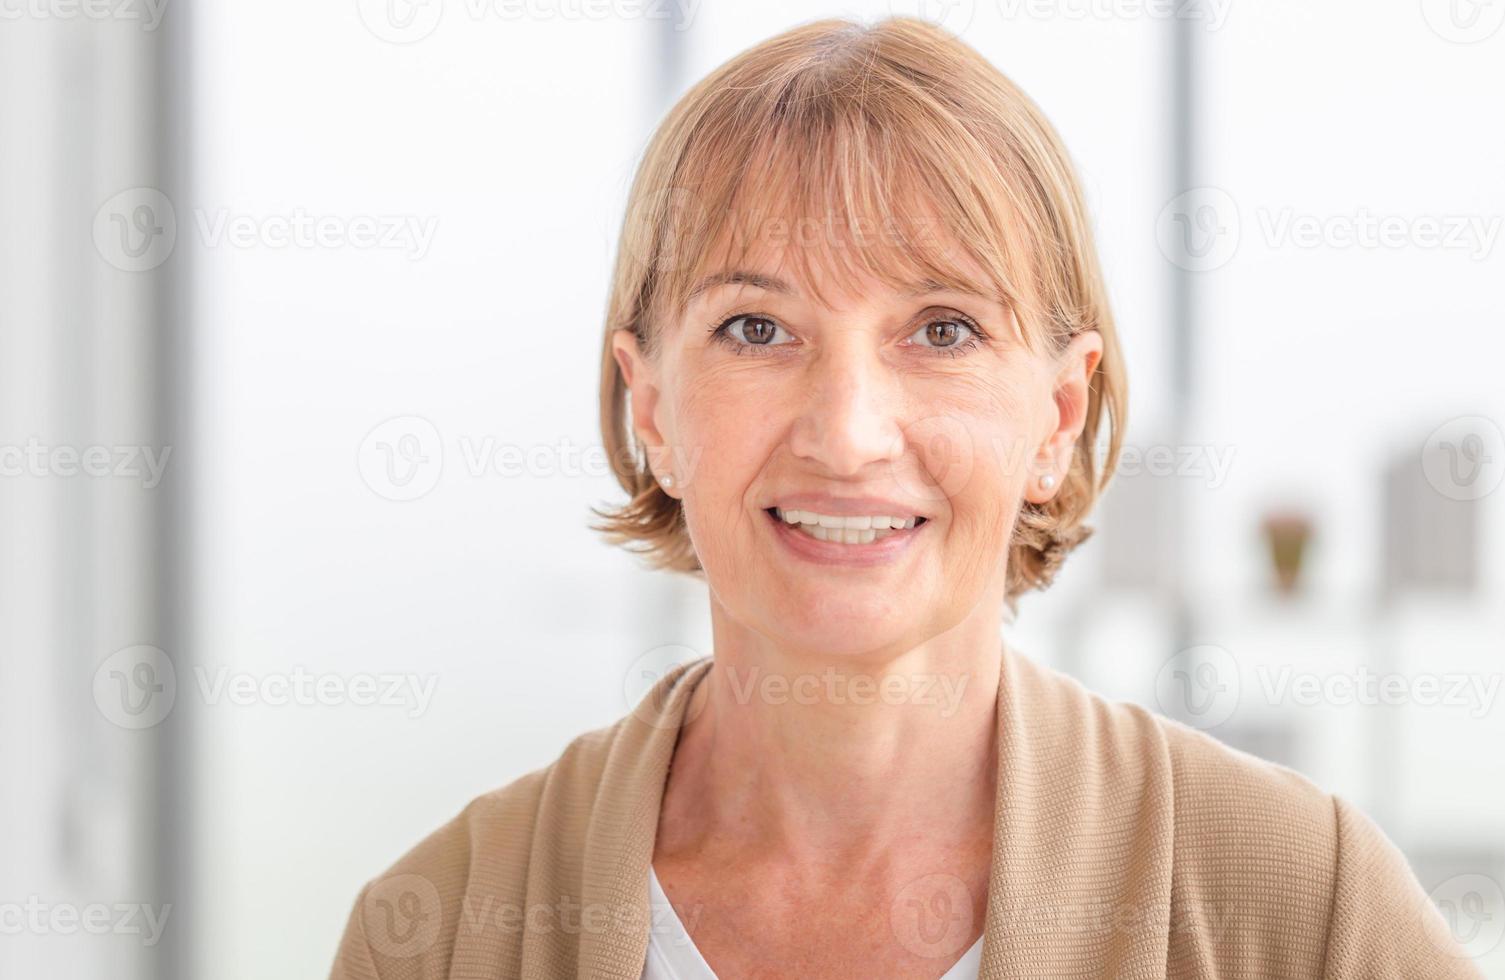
[330,17,1478,979]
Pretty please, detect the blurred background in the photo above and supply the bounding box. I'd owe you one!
[3,0,1503,975]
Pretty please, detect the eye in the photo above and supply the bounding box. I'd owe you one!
[907,316,978,351]
[713,314,795,350]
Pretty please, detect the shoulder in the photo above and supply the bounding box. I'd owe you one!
[1009,647,1335,834]
[326,737,599,979]
[1010,652,1478,976]
[326,662,692,980]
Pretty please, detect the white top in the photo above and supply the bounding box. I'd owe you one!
[642,866,984,980]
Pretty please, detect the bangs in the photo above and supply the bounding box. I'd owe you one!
[643,51,1047,349]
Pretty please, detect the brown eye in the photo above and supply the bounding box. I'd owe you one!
[910,317,975,349]
[721,314,791,347]
[743,317,777,344]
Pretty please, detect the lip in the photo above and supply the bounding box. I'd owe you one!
[763,507,927,567]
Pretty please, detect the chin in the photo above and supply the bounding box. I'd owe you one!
[751,588,926,663]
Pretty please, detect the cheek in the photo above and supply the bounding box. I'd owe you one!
[913,371,1037,503]
[670,363,786,521]
[917,372,1038,568]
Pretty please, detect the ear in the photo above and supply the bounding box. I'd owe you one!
[1024,330,1103,504]
[611,329,679,496]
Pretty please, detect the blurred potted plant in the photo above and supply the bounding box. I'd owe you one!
[1261,509,1313,595]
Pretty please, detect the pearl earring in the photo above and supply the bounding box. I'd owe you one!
[659,473,675,490]
[1039,474,1056,491]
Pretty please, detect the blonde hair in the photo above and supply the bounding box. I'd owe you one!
[593,16,1127,615]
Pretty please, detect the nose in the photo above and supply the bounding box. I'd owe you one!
[787,341,907,478]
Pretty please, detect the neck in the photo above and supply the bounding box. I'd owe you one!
[662,601,1004,871]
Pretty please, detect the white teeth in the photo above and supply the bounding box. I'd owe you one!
[772,508,922,545]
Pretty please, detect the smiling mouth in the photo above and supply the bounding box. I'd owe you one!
[765,507,928,545]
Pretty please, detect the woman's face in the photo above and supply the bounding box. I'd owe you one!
[614,238,1102,662]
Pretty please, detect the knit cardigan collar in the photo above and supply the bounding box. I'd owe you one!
[566,649,1175,979]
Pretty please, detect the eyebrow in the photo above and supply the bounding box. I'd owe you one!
[686,271,795,301]
[686,271,994,305]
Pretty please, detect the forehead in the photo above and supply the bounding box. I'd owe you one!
[675,175,1003,315]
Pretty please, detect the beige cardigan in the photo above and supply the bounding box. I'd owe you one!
[329,649,1481,978]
